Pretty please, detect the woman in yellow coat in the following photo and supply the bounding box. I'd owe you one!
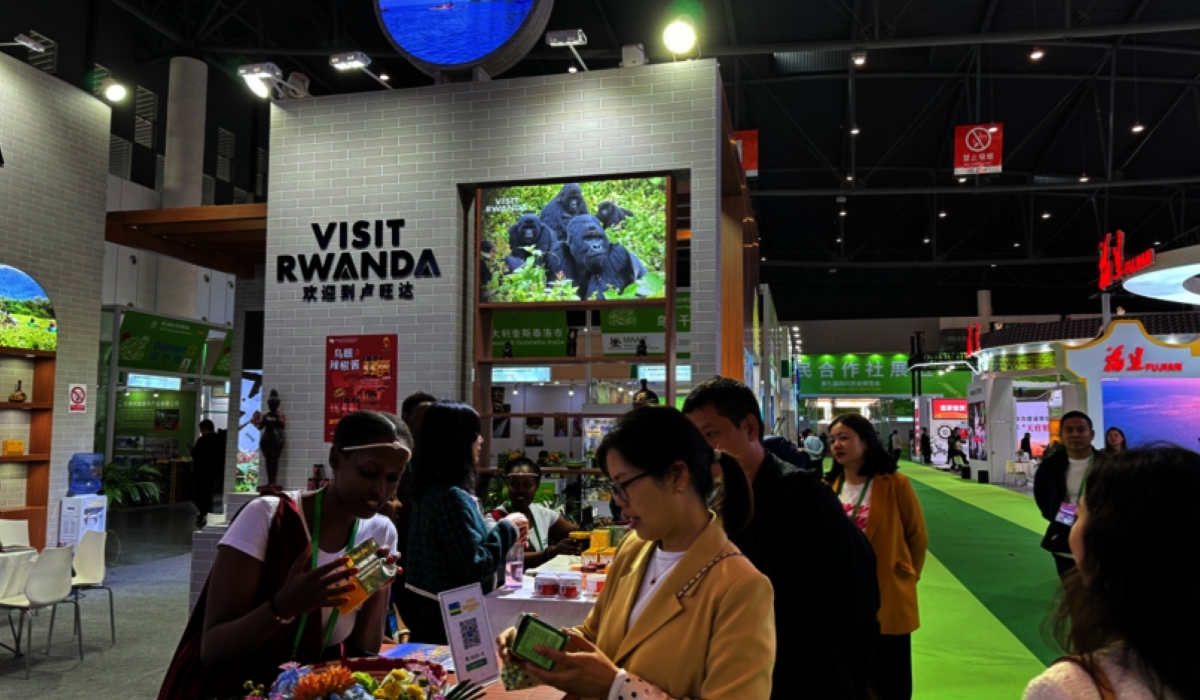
[827,414,928,700]
[498,406,776,699]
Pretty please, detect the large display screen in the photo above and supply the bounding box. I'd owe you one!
[479,177,669,303]
[0,265,56,352]
[1103,378,1200,449]
[378,0,533,67]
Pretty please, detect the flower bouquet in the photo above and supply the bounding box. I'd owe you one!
[244,658,485,700]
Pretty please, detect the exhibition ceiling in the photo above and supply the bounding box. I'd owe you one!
[13,0,1200,320]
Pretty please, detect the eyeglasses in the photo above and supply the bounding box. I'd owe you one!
[604,471,651,502]
[340,441,413,458]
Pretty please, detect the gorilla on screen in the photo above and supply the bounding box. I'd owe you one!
[545,215,647,301]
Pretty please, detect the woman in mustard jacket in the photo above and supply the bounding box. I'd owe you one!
[827,414,928,700]
[497,406,776,700]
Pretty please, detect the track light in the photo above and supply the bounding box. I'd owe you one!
[239,62,282,98]
[100,78,127,102]
[1030,47,1045,61]
[1042,211,1051,219]
[568,65,578,74]
[13,34,46,52]
[329,51,371,70]
[1079,173,1090,183]
[1131,122,1145,133]
[849,124,860,135]
[663,18,697,55]
[938,210,946,218]
[851,49,867,66]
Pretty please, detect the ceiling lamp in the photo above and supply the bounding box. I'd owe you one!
[923,238,930,244]
[958,176,968,183]
[846,174,854,182]
[329,51,393,89]
[663,18,697,55]
[568,65,578,74]
[238,62,283,98]
[1131,122,1145,133]
[938,210,947,218]
[378,73,390,81]
[1079,173,1090,183]
[7,34,46,52]
[988,123,998,133]
[1030,47,1045,61]
[849,124,860,135]
[1013,241,1021,248]
[851,49,867,66]
[1042,210,1051,219]
[100,78,126,102]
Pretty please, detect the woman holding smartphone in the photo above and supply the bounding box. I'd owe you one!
[497,405,776,699]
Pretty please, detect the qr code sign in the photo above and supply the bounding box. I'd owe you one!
[459,618,481,650]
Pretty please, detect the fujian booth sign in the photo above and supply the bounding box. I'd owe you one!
[1098,229,1154,291]
[796,354,911,396]
[1065,320,1198,382]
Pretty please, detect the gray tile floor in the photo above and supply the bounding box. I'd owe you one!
[0,503,195,696]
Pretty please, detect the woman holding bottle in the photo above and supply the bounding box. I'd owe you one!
[403,402,529,644]
[826,413,928,700]
[488,457,583,568]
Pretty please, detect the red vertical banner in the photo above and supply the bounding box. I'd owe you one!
[733,129,759,177]
[953,123,1003,175]
[324,334,398,442]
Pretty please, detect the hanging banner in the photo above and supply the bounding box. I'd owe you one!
[796,353,911,396]
[324,334,398,442]
[953,123,1003,175]
[600,291,690,358]
[931,398,967,420]
[117,311,211,374]
[733,129,759,177]
[209,331,235,378]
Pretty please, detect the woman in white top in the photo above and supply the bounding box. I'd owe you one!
[488,457,582,568]
[158,411,408,700]
[1024,446,1199,700]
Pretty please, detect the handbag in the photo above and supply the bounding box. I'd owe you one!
[1055,655,1116,700]
[1040,520,1073,554]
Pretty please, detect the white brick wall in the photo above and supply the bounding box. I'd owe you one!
[0,54,110,546]
[265,60,723,488]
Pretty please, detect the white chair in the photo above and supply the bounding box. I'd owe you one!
[0,520,30,549]
[0,547,81,678]
[70,529,114,643]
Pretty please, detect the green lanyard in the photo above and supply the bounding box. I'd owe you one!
[836,476,873,523]
[291,489,359,659]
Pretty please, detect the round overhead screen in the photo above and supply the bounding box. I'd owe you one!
[376,0,554,77]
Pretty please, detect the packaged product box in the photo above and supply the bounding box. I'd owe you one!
[336,537,396,615]
[2,440,25,456]
[589,528,610,550]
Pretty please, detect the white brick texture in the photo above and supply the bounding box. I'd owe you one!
[265,61,722,488]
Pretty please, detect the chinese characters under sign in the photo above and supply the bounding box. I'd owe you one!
[1104,345,1182,373]
[303,282,416,303]
[1098,229,1155,291]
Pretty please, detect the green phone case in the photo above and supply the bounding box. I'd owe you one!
[511,614,569,671]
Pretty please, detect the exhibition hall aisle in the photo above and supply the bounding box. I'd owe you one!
[906,461,1059,699]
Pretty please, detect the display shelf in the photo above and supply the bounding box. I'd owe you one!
[481,355,667,365]
[479,299,666,311]
[0,402,53,410]
[0,454,50,463]
[0,347,54,359]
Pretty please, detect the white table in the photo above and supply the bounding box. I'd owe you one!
[0,549,36,600]
[485,564,596,637]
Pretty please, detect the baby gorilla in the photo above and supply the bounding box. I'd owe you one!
[595,201,632,229]
[546,214,647,300]
[540,183,589,241]
[504,213,555,272]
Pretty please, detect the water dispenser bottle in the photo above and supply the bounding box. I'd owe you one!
[68,453,105,496]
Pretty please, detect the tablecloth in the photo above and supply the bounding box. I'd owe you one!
[485,575,596,640]
[0,549,36,600]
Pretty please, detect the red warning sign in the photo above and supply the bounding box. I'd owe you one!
[68,384,88,413]
[953,123,1003,175]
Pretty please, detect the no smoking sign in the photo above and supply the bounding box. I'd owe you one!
[953,122,1003,175]
[68,384,88,413]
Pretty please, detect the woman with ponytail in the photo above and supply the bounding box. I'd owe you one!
[826,413,928,700]
[497,405,775,700]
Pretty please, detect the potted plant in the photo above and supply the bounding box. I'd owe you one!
[101,461,164,507]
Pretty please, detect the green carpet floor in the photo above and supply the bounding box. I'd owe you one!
[898,461,1062,698]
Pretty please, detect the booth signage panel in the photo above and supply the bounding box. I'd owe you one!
[210,331,235,377]
[600,291,690,358]
[324,334,398,442]
[118,312,210,373]
[636,364,692,383]
[1016,401,1051,456]
[733,129,759,177]
[113,390,196,462]
[127,373,182,390]
[924,370,973,399]
[979,350,1057,373]
[491,367,551,383]
[1098,229,1154,291]
[1065,321,1200,381]
[796,353,910,396]
[492,311,569,358]
[953,123,1003,175]
[931,399,967,419]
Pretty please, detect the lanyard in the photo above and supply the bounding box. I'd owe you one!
[836,476,873,523]
[291,489,359,659]
[1073,454,1093,502]
[529,511,545,552]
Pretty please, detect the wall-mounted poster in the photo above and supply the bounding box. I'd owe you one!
[0,265,57,352]
[479,176,669,303]
[968,401,988,460]
[324,335,398,442]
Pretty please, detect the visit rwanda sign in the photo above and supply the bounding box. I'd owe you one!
[797,353,912,396]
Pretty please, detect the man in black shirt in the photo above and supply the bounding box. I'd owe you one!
[189,420,224,529]
[685,378,880,700]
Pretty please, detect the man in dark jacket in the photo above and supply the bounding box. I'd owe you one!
[685,378,880,700]
[920,427,932,465]
[190,420,224,528]
[762,433,818,476]
[1033,410,1101,577]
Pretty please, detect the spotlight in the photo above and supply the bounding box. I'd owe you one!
[1131,122,1145,133]
[849,124,860,135]
[1013,241,1021,248]
[846,174,854,182]
[923,238,930,244]
[1154,240,1161,246]
[1030,47,1045,61]
[239,62,282,98]
[663,18,697,55]
[1079,173,1089,183]
[958,176,968,183]
[1042,211,1051,219]
[851,49,867,66]
[836,237,843,243]
[839,209,847,217]
[938,210,947,218]
[761,256,766,261]
[14,34,46,53]
[329,51,371,70]
[513,387,519,395]
[568,386,575,396]
[568,65,578,74]
[990,264,997,268]
[988,123,998,133]
[378,73,390,81]
[100,78,126,102]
